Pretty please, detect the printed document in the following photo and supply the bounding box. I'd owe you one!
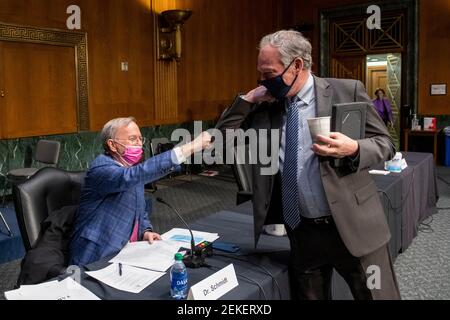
[161,228,219,247]
[86,263,165,293]
[109,240,181,272]
[5,277,100,300]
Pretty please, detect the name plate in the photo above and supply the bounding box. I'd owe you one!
[187,264,238,300]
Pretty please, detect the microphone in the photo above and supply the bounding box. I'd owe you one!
[156,197,206,268]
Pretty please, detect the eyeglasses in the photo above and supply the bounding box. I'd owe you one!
[114,136,146,145]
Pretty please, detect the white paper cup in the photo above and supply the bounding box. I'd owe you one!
[307,116,331,144]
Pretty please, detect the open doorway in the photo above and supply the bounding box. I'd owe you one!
[320,1,418,151]
[366,53,401,149]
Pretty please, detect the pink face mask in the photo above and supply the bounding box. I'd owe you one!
[122,145,143,165]
[114,141,143,166]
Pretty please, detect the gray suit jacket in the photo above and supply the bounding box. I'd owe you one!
[216,76,396,257]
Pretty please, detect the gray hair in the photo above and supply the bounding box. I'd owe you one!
[259,30,312,70]
[100,117,136,153]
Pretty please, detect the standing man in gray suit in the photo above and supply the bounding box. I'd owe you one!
[216,30,400,299]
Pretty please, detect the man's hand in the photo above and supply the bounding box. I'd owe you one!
[143,231,162,244]
[243,86,275,104]
[311,132,359,158]
[192,131,213,152]
[180,131,212,158]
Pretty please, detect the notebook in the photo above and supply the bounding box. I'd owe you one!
[331,102,367,167]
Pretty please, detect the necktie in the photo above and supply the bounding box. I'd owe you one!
[281,98,301,230]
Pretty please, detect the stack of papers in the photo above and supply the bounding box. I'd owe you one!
[108,228,218,269]
[161,228,219,247]
[5,277,100,300]
[369,169,391,175]
[110,240,181,272]
[90,229,219,293]
[86,263,165,294]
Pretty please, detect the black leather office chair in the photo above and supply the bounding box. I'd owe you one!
[13,167,85,251]
[231,144,287,236]
[2,139,61,207]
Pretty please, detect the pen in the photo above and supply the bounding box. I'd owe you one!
[119,263,122,276]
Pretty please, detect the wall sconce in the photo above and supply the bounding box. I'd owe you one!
[157,9,192,61]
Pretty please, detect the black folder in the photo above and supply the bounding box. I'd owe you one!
[331,102,367,167]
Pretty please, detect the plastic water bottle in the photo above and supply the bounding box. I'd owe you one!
[411,114,419,130]
[170,253,188,299]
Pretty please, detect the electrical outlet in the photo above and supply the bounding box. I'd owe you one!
[121,62,128,72]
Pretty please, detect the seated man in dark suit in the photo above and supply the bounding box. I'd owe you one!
[69,117,211,266]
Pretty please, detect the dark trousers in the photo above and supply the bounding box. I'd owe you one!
[286,220,401,300]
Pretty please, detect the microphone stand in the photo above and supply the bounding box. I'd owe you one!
[156,197,205,268]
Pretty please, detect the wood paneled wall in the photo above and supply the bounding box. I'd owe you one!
[5,0,446,138]
[0,41,77,138]
[176,0,281,123]
[0,0,155,132]
[418,0,450,116]
[152,0,289,124]
[0,0,289,137]
[152,0,179,125]
[284,0,450,116]
[282,0,374,75]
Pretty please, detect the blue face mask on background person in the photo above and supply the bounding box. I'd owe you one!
[259,59,298,101]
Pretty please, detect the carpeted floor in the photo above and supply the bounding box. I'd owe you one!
[148,167,238,234]
[393,166,450,299]
[1,165,449,299]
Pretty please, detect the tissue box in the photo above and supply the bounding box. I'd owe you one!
[385,159,402,173]
[385,152,407,172]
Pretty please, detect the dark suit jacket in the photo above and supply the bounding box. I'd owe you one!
[17,205,78,285]
[216,76,396,257]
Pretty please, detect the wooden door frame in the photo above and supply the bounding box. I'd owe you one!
[331,55,367,83]
[319,0,418,115]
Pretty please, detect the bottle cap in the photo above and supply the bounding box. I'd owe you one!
[174,253,183,261]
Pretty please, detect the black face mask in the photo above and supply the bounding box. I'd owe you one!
[259,59,298,101]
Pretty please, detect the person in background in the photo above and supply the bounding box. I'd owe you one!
[69,117,211,266]
[373,88,394,127]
